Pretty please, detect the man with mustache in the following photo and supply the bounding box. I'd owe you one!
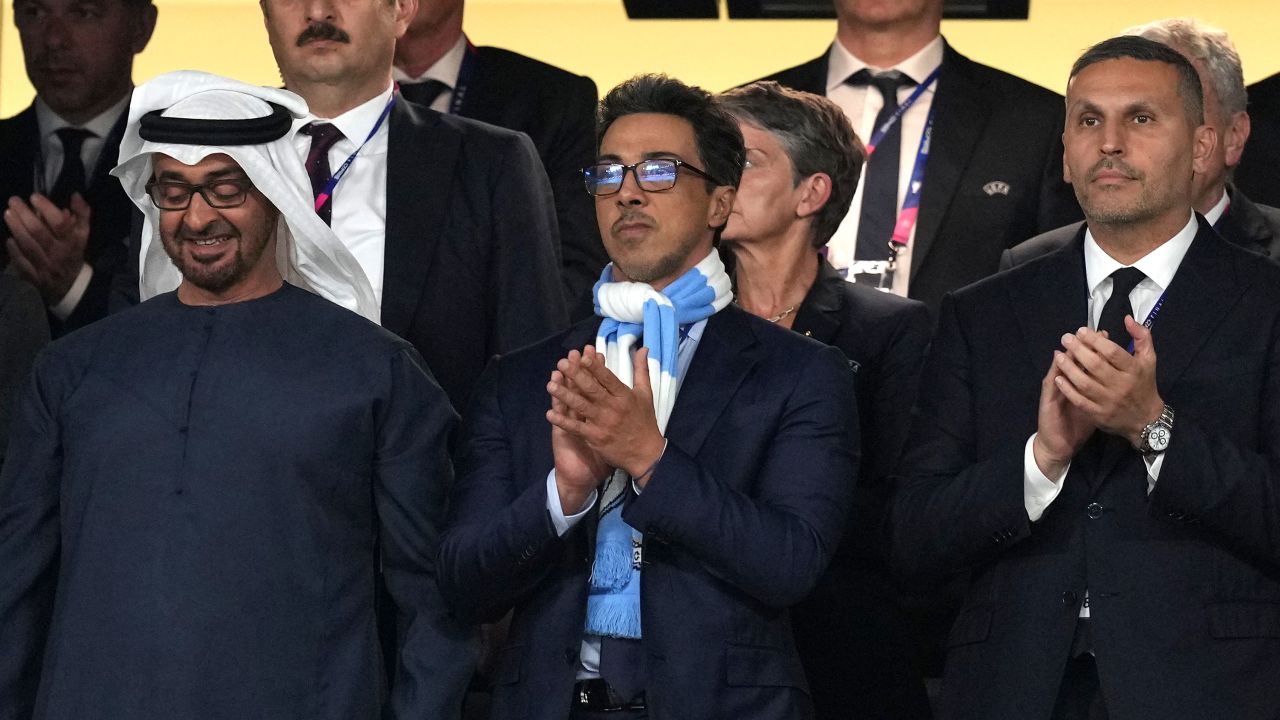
[891,36,1280,719]
[0,0,156,336]
[0,73,460,720]
[1004,18,1280,268]
[116,0,568,415]
[437,75,858,720]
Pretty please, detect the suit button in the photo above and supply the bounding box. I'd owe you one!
[1086,502,1104,519]
[1062,591,1078,607]
[564,648,577,665]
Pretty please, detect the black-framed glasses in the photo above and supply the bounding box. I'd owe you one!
[581,158,717,197]
[144,178,254,210]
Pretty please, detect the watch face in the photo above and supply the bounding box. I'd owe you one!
[1148,426,1171,452]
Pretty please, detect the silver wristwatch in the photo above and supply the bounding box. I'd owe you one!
[1139,404,1175,456]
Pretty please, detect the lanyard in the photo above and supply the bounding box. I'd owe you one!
[314,94,395,213]
[448,41,478,115]
[864,67,941,155]
[1126,290,1168,353]
[865,67,941,263]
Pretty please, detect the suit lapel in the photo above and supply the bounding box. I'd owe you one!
[791,259,843,345]
[911,44,990,280]
[1008,228,1090,382]
[90,107,129,189]
[1220,185,1275,255]
[1149,224,1245,392]
[453,46,502,125]
[380,99,460,337]
[664,307,761,459]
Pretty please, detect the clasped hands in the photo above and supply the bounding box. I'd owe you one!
[1032,316,1166,479]
[4,193,92,305]
[546,345,666,514]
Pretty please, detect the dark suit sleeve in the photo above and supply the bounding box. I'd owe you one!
[0,352,65,719]
[0,279,50,464]
[864,300,932,488]
[489,133,569,352]
[1145,315,1280,568]
[376,348,476,720]
[544,75,605,320]
[437,357,571,624]
[888,294,1033,580]
[622,345,859,608]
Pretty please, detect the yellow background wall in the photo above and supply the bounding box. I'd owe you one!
[1,0,1278,117]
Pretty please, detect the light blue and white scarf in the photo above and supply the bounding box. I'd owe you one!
[584,250,732,640]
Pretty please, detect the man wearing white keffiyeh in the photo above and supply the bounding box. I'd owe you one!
[439,75,860,720]
[0,73,471,720]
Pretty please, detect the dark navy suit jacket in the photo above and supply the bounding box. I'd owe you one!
[892,223,1280,719]
[438,306,859,720]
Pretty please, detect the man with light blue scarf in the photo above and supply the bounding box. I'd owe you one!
[438,74,859,720]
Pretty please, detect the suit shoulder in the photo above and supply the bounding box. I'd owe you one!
[1006,222,1085,267]
[841,282,930,326]
[436,110,534,149]
[950,50,1062,106]
[756,55,826,92]
[475,46,596,92]
[1248,72,1280,106]
[0,106,36,135]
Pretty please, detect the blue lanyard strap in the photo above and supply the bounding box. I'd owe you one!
[862,66,941,257]
[314,93,396,212]
[864,66,941,154]
[1125,291,1168,353]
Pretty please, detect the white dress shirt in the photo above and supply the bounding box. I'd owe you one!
[1203,188,1229,227]
[824,35,944,297]
[1022,213,1198,521]
[33,93,130,319]
[543,318,707,678]
[393,33,468,114]
[293,85,394,307]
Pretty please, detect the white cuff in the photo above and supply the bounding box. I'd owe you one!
[1024,433,1068,522]
[49,263,93,320]
[546,469,596,537]
[1144,452,1164,495]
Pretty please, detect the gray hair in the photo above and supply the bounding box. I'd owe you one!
[1126,17,1246,122]
[719,81,866,248]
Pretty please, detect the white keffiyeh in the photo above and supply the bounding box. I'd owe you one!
[111,70,380,323]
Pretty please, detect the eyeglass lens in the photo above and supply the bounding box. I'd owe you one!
[148,180,250,210]
[584,160,680,195]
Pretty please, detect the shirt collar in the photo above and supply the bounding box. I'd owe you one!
[1203,187,1230,226]
[392,33,468,87]
[826,34,944,93]
[304,83,395,145]
[1083,212,1198,295]
[35,91,130,140]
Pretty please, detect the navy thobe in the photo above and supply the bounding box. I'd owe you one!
[0,284,472,720]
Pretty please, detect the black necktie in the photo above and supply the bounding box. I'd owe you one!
[1097,267,1147,351]
[848,70,916,261]
[399,79,450,109]
[301,123,346,226]
[50,127,94,206]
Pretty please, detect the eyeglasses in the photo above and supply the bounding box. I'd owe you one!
[581,158,717,197]
[144,178,254,210]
